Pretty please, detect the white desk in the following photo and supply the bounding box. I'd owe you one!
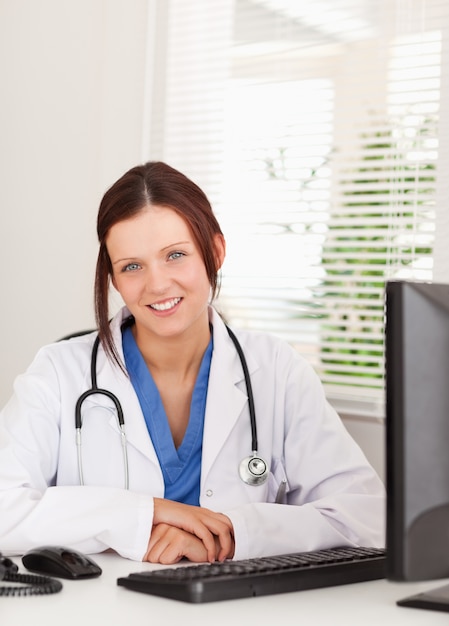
[2,552,449,626]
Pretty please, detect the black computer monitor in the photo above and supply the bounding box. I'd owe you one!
[385,279,449,612]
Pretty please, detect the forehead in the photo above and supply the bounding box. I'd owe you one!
[106,205,193,250]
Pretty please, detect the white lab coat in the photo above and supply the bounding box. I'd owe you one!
[0,306,385,561]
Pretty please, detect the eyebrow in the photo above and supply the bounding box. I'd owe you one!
[111,241,192,266]
[161,240,191,251]
[111,257,139,266]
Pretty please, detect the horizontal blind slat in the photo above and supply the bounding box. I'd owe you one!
[153,0,448,416]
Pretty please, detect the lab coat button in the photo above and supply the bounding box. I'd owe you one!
[206,489,213,497]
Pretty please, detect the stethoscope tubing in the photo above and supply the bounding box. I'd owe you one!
[225,326,258,453]
[75,325,267,489]
[75,335,129,489]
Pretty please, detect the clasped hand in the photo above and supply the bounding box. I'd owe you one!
[144,498,235,564]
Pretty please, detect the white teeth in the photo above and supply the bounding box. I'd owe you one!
[150,297,181,311]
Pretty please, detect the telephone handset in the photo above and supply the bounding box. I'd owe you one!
[0,553,62,597]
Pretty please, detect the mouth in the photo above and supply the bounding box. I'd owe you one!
[148,297,182,312]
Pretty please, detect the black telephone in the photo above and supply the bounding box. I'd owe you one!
[0,553,62,597]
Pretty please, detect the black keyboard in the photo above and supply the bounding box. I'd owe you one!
[117,546,386,603]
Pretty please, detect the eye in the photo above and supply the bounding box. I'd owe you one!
[122,262,141,272]
[168,251,185,261]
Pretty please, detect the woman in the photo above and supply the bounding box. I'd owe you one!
[0,161,385,564]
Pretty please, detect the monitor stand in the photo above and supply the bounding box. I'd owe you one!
[397,582,449,613]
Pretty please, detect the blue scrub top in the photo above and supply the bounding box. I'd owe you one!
[122,325,213,506]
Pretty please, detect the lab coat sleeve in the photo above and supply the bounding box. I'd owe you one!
[221,337,385,561]
[0,347,153,561]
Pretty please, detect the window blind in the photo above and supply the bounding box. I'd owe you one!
[145,0,449,418]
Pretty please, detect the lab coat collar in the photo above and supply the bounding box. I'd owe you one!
[201,307,260,483]
[97,306,260,476]
[94,308,161,465]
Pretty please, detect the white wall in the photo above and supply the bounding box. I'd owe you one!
[0,0,149,405]
[342,416,385,483]
[0,0,385,479]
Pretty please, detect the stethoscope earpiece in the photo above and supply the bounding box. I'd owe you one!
[239,453,269,486]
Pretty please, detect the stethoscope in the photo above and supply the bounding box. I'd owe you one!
[75,336,129,489]
[75,325,269,489]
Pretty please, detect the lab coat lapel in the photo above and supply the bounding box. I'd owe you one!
[95,307,257,475]
[201,310,255,483]
[109,377,159,463]
[94,316,160,466]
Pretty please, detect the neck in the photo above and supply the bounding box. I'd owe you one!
[132,319,211,381]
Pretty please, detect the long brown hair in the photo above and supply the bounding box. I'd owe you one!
[94,161,224,366]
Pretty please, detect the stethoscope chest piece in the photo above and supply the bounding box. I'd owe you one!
[239,453,269,486]
[226,325,269,487]
[77,323,268,490]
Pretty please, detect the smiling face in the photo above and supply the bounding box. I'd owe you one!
[106,205,225,342]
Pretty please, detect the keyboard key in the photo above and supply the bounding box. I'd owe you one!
[117,546,386,603]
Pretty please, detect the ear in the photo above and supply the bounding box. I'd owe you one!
[214,233,226,270]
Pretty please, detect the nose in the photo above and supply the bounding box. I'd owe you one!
[145,262,170,296]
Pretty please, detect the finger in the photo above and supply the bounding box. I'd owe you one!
[199,512,234,560]
[190,526,216,562]
[145,525,209,564]
[153,543,184,565]
[153,499,218,562]
[146,526,186,564]
[158,532,208,564]
[216,534,235,562]
[144,524,169,562]
[152,499,235,562]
